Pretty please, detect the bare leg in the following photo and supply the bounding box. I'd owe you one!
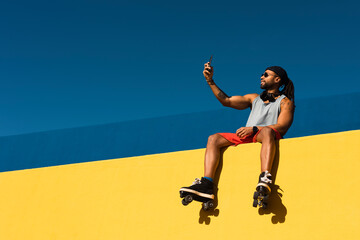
[204,134,233,179]
[255,127,277,172]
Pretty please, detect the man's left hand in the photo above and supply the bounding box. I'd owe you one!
[236,127,253,138]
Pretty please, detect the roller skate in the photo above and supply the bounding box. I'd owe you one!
[253,171,272,209]
[179,177,215,211]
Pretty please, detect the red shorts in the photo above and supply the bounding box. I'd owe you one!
[218,127,282,146]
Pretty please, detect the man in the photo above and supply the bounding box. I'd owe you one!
[180,61,295,208]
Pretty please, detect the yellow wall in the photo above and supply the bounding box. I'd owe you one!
[1,130,359,240]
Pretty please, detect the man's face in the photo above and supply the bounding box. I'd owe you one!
[260,70,280,89]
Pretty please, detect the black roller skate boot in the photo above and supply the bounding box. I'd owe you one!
[252,171,272,209]
[179,177,215,211]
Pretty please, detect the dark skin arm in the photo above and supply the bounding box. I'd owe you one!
[203,62,258,110]
[203,61,294,137]
[236,97,295,138]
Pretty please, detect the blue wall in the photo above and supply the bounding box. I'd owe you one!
[1,92,359,172]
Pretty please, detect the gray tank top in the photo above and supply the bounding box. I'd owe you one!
[245,95,286,127]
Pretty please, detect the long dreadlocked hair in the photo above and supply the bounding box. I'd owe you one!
[280,78,295,104]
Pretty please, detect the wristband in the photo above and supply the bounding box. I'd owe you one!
[206,79,215,85]
[253,126,259,135]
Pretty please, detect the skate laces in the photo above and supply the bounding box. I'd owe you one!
[260,171,272,184]
[192,178,202,185]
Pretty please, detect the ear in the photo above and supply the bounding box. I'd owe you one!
[275,76,281,84]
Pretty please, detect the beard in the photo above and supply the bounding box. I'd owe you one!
[260,81,276,90]
[260,82,268,89]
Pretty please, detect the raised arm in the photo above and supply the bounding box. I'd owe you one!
[203,62,257,110]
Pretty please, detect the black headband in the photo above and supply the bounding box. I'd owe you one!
[266,66,289,84]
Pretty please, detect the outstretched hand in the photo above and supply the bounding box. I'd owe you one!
[236,127,253,138]
[203,62,213,82]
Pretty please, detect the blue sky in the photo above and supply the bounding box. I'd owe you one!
[0,0,359,136]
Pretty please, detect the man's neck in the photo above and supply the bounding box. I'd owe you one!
[266,89,280,95]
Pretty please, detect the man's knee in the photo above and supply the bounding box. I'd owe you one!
[207,134,228,148]
[262,127,275,135]
[256,127,276,141]
[207,134,221,145]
